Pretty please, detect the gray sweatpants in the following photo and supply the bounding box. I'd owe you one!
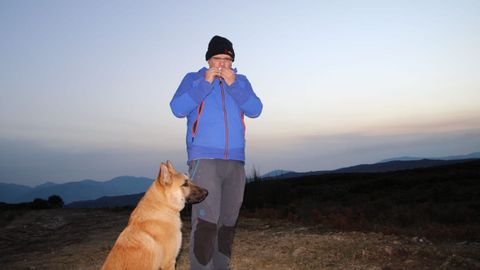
[188,159,246,270]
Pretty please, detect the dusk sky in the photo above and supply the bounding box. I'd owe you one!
[1,1,479,186]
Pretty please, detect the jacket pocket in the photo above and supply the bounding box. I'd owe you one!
[240,111,246,135]
[192,101,205,142]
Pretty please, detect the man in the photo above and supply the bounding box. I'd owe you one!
[170,35,262,269]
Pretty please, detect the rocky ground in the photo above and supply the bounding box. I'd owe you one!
[1,208,479,270]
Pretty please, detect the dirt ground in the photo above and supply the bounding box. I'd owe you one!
[1,208,479,270]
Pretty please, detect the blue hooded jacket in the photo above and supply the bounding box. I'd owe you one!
[170,67,263,162]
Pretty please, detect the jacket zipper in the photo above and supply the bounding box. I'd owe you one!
[220,80,228,159]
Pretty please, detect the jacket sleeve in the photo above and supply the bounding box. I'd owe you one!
[170,73,212,118]
[224,75,263,118]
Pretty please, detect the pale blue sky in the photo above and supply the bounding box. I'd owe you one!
[1,0,479,186]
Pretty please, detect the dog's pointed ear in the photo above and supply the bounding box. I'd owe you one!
[166,160,175,172]
[157,162,171,185]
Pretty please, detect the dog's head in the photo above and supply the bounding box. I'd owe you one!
[157,160,208,211]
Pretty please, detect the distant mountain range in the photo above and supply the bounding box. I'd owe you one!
[61,157,480,209]
[261,152,480,179]
[66,193,144,208]
[260,170,294,178]
[0,176,153,204]
[1,152,478,206]
[379,152,480,162]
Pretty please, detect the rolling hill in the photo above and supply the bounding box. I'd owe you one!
[0,176,153,204]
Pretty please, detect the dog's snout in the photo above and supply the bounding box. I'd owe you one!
[186,185,209,204]
[199,188,208,200]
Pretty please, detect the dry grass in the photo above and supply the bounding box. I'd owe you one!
[1,208,479,270]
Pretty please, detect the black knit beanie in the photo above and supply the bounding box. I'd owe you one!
[205,35,235,62]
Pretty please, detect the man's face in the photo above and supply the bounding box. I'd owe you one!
[208,54,233,69]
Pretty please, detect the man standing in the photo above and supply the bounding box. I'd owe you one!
[170,35,262,269]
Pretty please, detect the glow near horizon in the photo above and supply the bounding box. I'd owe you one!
[1,1,479,185]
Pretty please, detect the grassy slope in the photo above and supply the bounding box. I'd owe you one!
[242,159,480,241]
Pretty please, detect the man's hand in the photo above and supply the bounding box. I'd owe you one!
[219,68,236,86]
[205,68,221,84]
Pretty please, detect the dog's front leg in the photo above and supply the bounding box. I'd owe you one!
[160,259,175,270]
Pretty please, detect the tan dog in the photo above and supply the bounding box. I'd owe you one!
[101,161,208,270]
